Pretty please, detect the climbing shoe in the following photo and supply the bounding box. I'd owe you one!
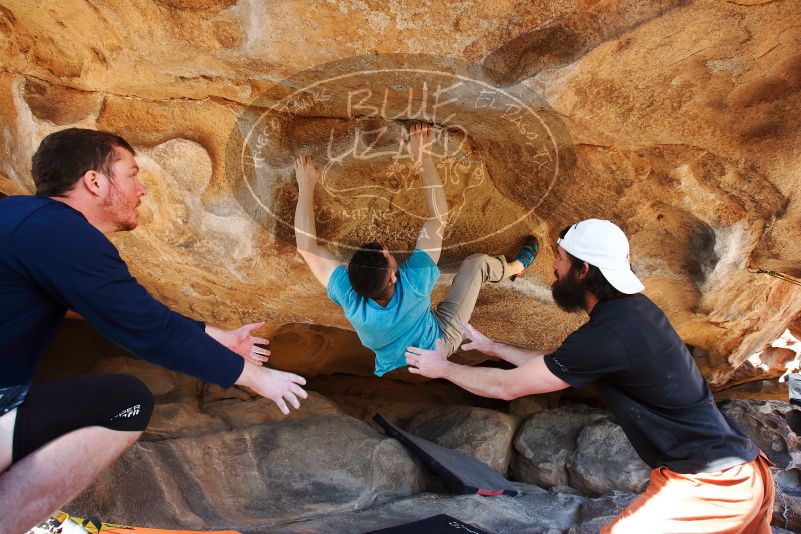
[510,235,540,281]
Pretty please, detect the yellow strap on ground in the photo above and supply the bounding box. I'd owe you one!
[54,510,131,532]
[53,511,241,533]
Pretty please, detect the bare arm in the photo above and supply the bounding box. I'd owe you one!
[405,342,570,401]
[402,124,448,263]
[460,322,555,367]
[294,156,343,288]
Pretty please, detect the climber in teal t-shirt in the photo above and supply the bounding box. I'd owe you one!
[327,249,442,375]
[293,124,540,377]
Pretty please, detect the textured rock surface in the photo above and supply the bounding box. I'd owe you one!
[512,406,607,488]
[405,406,521,474]
[274,483,586,534]
[720,400,801,469]
[510,392,562,419]
[305,373,509,427]
[566,418,651,496]
[68,414,427,530]
[0,1,800,389]
[566,491,638,534]
[55,351,800,532]
[90,355,344,441]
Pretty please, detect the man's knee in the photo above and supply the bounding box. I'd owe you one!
[10,374,154,466]
[105,374,154,432]
[461,253,489,269]
[459,253,504,283]
[465,253,487,262]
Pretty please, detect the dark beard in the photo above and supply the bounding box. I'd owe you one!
[551,270,585,313]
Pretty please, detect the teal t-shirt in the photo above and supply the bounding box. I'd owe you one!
[327,249,443,376]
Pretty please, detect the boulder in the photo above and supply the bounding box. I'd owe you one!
[272,482,585,534]
[512,406,606,488]
[67,415,427,530]
[719,400,801,469]
[405,406,521,475]
[773,475,801,534]
[143,401,228,441]
[566,418,651,496]
[202,391,343,429]
[91,356,201,403]
[510,392,562,419]
[567,491,638,534]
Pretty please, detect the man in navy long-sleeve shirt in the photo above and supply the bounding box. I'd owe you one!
[0,128,308,533]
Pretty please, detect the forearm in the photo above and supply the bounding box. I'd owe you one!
[486,341,554,367]
[235,360,259,389]
[205,324,223,341]
[441,363,516,400]
[419,156,447,221]
[294,187,318,252]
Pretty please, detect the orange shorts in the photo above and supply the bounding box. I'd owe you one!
[601,451,775,534]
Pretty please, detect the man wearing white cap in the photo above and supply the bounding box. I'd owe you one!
[406,219,774,533]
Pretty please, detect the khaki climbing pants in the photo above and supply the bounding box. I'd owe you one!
[433,253,507,356]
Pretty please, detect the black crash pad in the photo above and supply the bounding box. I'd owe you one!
[364,514,494,534]
[373,414,518,497]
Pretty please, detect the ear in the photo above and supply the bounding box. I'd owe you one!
[577,261,590,280]
[79,170,104,198]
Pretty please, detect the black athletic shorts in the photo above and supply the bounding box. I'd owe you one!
[10,374,154,464]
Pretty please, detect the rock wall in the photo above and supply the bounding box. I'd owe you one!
[2,0,801,388]
[63,356,801,532]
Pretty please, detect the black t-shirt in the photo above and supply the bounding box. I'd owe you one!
[544,294,758,473]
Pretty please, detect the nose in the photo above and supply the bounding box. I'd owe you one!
[137,179,148,196]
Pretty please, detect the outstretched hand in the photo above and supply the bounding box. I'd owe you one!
[405,339,451,379]
[459,321,495,355]
[294,155,321,191]
[400,123,435,164]
[238,363,308,415]
[207,322,270,365]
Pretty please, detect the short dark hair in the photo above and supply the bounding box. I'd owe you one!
[31,128,136,197]
[559,226,628,303]
[348,242,390,298]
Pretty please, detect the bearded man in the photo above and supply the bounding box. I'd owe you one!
[406,219,774,533]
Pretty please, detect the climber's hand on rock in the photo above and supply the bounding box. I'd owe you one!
[236,362,308,415]
[406,340,451,379]
[400,123,434,165]
[294,155,321,191]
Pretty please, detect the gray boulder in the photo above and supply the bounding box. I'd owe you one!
[567,491,638,533]
[202,391,343,430]
[567,418,651,496]
[67,415,427,530]
[512,406,606,488]
[720,399,801,469]
[405,406,520,475]
[509,392,561,419]
[272,482,585,534]
[719,399,801,532]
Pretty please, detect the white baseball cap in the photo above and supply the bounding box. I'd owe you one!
[557,219,644,294]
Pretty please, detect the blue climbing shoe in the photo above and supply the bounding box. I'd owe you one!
[510,235,540,281]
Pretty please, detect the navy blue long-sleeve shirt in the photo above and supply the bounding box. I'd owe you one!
[0,195,244,388]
